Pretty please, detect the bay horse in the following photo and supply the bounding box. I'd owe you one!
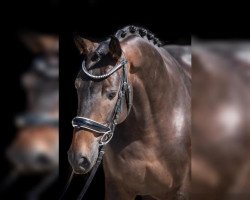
[68,26,191,200]
[192,40,250,200]
[3,32,59,200]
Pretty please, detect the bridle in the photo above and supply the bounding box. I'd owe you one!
[62,54,132,200]
[72,55,132,146]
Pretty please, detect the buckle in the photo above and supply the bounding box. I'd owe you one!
[99,132,114,146]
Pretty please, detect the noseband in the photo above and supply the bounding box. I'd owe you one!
[72,55,132,145]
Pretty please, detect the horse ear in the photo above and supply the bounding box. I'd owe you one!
[74,35,95,55]
[109,36,122,59]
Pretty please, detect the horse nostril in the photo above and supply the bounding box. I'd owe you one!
[78,156,91,170]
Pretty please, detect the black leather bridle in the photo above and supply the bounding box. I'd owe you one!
[62,54,132,200]
[71,55,132,146]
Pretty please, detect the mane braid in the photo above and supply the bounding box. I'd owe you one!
[114,25,164,47]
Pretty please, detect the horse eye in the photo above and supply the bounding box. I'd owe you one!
[107,91,117,100]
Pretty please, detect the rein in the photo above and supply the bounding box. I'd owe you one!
[76,146,105,200]
[61,55,132,199]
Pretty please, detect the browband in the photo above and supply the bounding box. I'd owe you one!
[82,59,128,79]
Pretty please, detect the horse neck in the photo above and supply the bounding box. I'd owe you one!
[122,38,190,136]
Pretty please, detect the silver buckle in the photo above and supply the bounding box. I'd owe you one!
[99,132,114,146]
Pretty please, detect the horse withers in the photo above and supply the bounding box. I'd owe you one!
[67,26,191,200]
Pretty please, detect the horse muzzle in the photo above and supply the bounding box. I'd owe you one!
[67,149,96,174]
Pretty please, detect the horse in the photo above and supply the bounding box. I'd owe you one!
[67,25,191,200]
[191,40,250,200]
[3,32,59,200]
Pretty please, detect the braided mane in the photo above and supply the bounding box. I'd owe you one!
[114,25,164,47]
[87,25,164,63]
